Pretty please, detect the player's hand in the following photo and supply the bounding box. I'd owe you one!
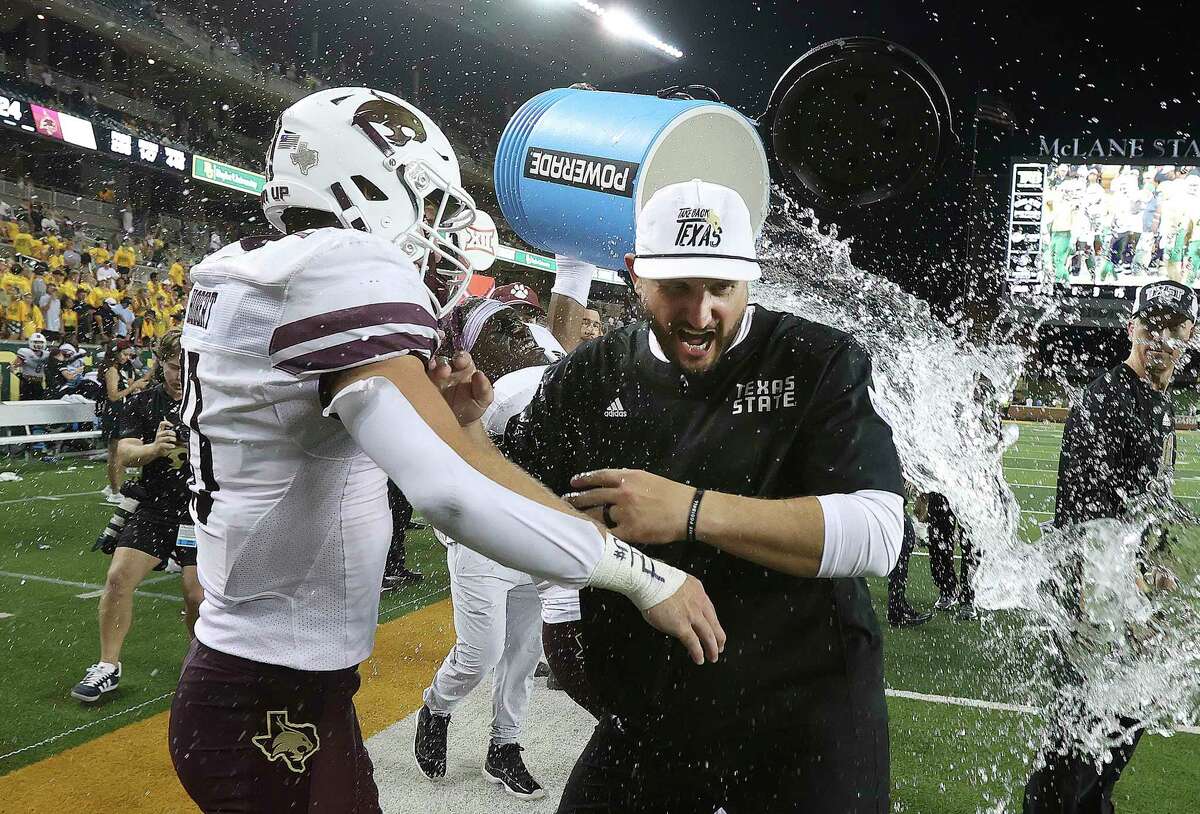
[150,420,177,457]
[566,469,694,545]
[642,574,725,665]
[427,351,493,427]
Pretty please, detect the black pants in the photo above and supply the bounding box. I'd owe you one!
[927,493,978,603]
[887,515,918,617]
[1022,717,1143,814]
[557,714,889,814]
[384,480,412,577]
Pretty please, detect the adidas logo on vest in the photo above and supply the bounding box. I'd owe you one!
[603,397,628,418]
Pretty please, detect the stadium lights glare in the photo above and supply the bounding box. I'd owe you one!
[568,1,683,59]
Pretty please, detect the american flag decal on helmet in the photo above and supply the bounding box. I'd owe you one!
[277,131,301,151]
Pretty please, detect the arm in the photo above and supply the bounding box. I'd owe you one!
[546,255,595,352]
[105,366,142,400]
[326,355,725,664]
[116,421,175,468]
[567,338,904,578]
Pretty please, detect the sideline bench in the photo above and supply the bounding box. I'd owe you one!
[0,399,100,446]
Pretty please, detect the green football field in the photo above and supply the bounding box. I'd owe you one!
[0,424,1197,813]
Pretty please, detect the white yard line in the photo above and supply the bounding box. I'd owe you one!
[0,490,104,505]
[0,612,13,619]
[884,688,1200,735]
[0,570,182,602]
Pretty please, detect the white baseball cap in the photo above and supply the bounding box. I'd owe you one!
[634,179,761,281]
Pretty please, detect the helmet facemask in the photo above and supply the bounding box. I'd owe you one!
[349,98,477,318]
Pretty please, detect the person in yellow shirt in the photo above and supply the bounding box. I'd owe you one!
[6,286,26,338]
[113,244,137,272]
[89,244,111,266]
[62,297,78,340]
[21,294,44,338]
[1,264,27,294]
[12,232,33,256]
[87,285,108,309]
[59,273,78,301]
[29,239,47,261]
[168,260,186,287]
[141,310,157,342]
[47,253,64,272]
[3,220,19,242]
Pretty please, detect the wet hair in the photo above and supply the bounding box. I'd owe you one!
[157,328,182,365]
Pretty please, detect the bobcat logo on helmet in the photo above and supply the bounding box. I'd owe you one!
[251,710,320,774]
[510,284,530,301]
[290,142,320,176]
[352,98,427,150]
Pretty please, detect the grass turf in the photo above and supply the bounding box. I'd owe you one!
[0,426,1197,812]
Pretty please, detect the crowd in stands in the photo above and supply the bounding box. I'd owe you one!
[0,200,190,349]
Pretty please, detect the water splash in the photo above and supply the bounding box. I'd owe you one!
[752,192,1200,808]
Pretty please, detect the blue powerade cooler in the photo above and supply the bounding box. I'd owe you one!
[494,88,770,271]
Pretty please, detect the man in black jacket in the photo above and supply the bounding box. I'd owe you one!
[505,180,904,813]
[1023,279,1193,813]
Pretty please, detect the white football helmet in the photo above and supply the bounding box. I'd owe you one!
[262,87,477,316]
[29,333,46,353]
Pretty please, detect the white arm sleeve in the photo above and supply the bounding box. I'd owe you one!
[814,490,904,578]
[328,377,684,609]
[551,254,596,307]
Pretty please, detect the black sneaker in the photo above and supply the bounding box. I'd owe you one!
[956,602,980,621]
[888,605,934,628]
[71,662,121,702]
[933,594,957,612]
[381,568,424,592]
[414,705,449,780]
[534,661,550,678]
[483,742,545,800]
[546,669,563,691]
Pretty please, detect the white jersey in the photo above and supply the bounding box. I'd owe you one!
[482,365,547,437]
[180,228,440,671]
[527,322,565,362]
[15,347,49,378]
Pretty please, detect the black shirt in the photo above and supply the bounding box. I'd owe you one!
[504,305,903,745]
[117,384,189,522]
[1054,362,1175,527]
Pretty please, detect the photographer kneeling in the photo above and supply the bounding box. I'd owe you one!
[70,329,201,703]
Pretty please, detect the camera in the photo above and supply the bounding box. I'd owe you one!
[92,482,148,555]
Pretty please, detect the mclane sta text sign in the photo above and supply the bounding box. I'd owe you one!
[1039,136,1200,161]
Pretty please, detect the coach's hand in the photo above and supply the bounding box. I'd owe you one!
[643,574,725,665]
[427,351,493,427]
[567,469,694,545]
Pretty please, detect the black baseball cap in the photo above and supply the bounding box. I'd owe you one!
[1133,280,1198,322]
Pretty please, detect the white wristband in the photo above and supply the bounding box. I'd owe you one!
[586,534,686,610]
[551,254,595,307]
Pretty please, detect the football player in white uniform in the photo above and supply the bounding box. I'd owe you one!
[415,298,588,799]
[167,87,723,813]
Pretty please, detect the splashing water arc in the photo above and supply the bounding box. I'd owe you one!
[753,190,1200,784]
[755,193,1031,611]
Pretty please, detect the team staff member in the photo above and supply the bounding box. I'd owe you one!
[70,330,200,702]
[1023,280,1193,814]
[505,180,905,813]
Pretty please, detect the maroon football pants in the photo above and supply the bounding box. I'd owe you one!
[169,640,380,813]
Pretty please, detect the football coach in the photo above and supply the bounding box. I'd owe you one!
[504,179,905,813]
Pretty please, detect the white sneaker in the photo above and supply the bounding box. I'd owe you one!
[101,486,113,497]
[106,493,123,504]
